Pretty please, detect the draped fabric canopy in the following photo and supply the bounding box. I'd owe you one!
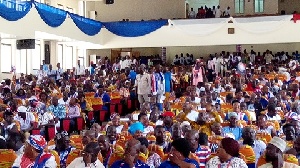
[0,0,31,21]
[168,18,231,36]
[34,2,67,27]
[103,20,168,37]
[69,13,102,36]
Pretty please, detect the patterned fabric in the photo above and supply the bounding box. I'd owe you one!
[27,135,47,151]
[193,145,211,168]
[58,146,75,168]
[206,156,248,168]
[47,104,66,119]
[146,153,161,168]
[110,159,150,168]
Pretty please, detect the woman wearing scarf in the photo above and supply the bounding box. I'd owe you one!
[193,60,205,86]
[12,135,56,168]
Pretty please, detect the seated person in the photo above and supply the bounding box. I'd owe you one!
[159,138,200,168]
[14,106,35,133]
[66,98,80,133]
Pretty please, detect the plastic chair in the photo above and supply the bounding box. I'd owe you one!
[0,149,17,168]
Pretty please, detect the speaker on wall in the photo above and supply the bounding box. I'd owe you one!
[44,44,50,64]
[106,0,114,4]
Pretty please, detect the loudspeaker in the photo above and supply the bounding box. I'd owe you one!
[106,0,114,4]
[44,44,50,64]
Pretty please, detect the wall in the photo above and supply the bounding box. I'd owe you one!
[278,0,300,14]
[48,0,80,13]
[165,43,300,63]
[220,0,278,16]
[86,0,186,22]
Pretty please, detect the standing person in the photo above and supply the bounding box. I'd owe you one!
[151,65,165,113]
[224,6,231,17]
[42,60,49,73]
[47,64,56,82]
[207,55,215,82]
[56,63,63,87]
[135,64,151,107]
[215,54,222,77]
[215,5,222,18]
[189,8,196,19]
[193,60,205,86]
[75,60,85,79]
[164,67,172,100]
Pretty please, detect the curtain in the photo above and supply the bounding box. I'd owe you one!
[34,2,67,27]
[232,15,292,34]
[168,18,231,36]
[103,20,167,37]
[69,13,102,36]
[0,0,31,21]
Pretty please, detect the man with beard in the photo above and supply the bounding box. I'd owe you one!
[241,127,266,164]
[154,125,169,153]
[258,137,298,168]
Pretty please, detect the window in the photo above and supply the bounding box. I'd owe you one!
[32,44,41,69]
[255,0,264,13]
[57,44,63,67]
[77,49,86,67]
[16,49,27,74]
[57,4,64,10]
[64,46,73,69]
[235,0,244,14]
[1,44,12,72]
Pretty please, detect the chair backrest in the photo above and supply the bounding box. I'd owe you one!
[66,149,81,166]
[0,149,17,168]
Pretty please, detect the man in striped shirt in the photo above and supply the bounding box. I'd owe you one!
[185,130,211,168]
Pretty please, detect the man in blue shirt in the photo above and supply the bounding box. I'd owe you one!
[223,112,242,140]
[94,85,111,111]
[163,67,172,96]
[128,66,137,84]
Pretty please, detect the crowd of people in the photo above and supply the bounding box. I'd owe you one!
[188,5,231,19]
[1,48,300,168]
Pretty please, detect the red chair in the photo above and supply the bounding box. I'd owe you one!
[62,119,71,132]
[32,129,40,135]
[110,104,116,113]
[88,111,94,121]
[111,99,121,104]
[92,105,103,111]
[76,117,84,131]
[117,103,123,115]
[100,110,107,122]
[127,100,132,109]
[47,126,56,140]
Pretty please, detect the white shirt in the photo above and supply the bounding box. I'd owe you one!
[180,57,185,64]
[76,64,85,75]
[67,157,104,168]
[14,112,35,131]
[135,73,151,95]
[143,125,154,136]
[215,8,222,18]
[58,98,70,106]
[267,114,281,121]
[56,68,63,80]
[38,112,54,126]
[189,11,196,18]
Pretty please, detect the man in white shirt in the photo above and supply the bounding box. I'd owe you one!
[67,142,105,168]
[265,50,273,64]
[75,60,85,79]
[36,65,47,84]
[189,8,196,19]
[14,106,35,132]
[215,5,222,18]
[47,64,56,82]
[173,55,180,65]
[135,64,151,105]
[179,54,185,65]
[56,63,63,86]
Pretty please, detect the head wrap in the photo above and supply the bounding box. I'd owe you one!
[228,112,238,119]
[285,112,300,121]
[17,106,27,113]
[180,121,190,128]
[221,137,240,157]
[162,111,175,118]
[26,135,47,152]
[128,122,144,135]
[269,137,286,152]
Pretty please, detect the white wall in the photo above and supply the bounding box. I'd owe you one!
[49,0,80,13]
[86,0,186,22]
